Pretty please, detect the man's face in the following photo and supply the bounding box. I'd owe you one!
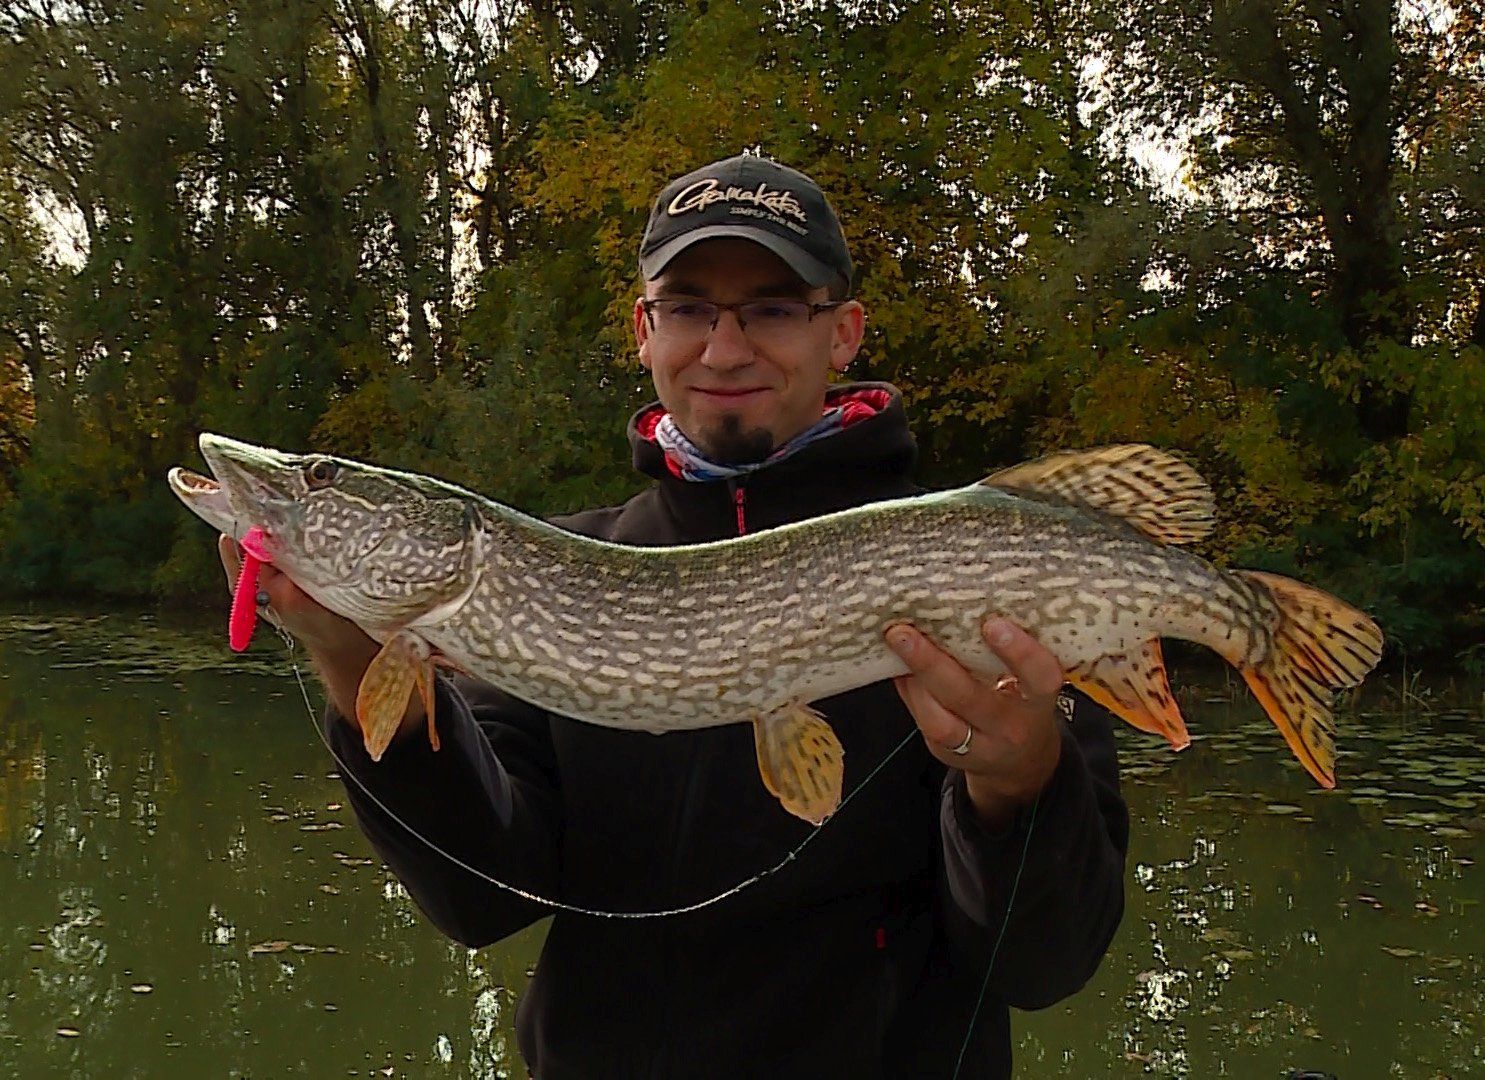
[634,238,865,464]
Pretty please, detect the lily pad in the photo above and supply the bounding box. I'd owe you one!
[1436,795,1480,809]
[1201,928,1240,943]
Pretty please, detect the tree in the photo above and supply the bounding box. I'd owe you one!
[1079,0,1485,650]
[0,0,1478,655]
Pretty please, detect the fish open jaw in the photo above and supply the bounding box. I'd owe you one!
[169,467,220,497]
[168,466,240,536]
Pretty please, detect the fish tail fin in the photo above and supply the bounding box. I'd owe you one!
[1233,571,1384,788]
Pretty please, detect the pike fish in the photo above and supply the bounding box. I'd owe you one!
[169,435,1384,824]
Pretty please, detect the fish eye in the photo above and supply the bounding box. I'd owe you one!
[304,458,338,489]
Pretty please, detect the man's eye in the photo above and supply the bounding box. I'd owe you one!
[667,302,714,319]
[746,301,804,320]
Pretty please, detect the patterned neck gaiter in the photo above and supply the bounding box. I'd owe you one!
[654,407,854,482]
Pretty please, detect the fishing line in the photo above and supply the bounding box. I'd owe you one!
[271,620,1036,1077]
[950,791,1039,1080]
[271,623,920,919]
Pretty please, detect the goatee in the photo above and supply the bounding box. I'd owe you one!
[702,415,775,465]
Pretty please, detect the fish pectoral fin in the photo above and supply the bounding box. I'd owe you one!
[1068,640,1191,750]
[415,663,440,753]
[979,444,1216,546]
[416,652,469,754]
[752,703,845,826]
[429,652,471,679]
[356,631,433,762]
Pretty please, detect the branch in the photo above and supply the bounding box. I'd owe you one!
[1225,1,1348,229]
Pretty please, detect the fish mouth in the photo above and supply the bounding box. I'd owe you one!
[167,466,225,502]
[167,467,241,536]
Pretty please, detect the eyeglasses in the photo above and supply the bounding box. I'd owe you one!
[640,298,846,347]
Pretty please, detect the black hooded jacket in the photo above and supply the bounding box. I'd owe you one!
[325,383,1129,1078]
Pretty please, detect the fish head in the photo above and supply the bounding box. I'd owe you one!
[177,433,480,628]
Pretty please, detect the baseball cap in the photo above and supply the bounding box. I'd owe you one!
[638,154,853,293]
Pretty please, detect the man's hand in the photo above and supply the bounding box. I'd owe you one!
[217,534,425,737]
[885,618,1064,831]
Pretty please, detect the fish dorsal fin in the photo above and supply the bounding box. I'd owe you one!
[981,444,1216,545]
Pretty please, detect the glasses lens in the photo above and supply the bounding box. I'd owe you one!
[738,300,812,346]
[649,300,715,341]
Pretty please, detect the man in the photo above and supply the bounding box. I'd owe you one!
[223,154,1128,1077]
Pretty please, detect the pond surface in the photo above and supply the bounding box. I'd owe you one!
[0,610,1480,1077]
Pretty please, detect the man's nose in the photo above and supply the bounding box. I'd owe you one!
[700,308,754,369]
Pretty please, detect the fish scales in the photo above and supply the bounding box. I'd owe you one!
[415,492,1232,733]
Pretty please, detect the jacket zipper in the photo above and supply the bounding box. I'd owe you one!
[729,478,748,536]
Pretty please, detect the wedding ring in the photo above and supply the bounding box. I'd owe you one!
[950,724,974,756]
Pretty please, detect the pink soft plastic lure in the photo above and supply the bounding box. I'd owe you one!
[228,526,273,652]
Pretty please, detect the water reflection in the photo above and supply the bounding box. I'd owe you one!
[1021,694,1485,1077]
[1,611,1480,1076]
[0,611,541,1076]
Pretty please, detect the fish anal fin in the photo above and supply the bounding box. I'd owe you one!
[753,703,844,825]
[356,631,433,761]
[1068,640,1191,750]
[982,444,1216,546]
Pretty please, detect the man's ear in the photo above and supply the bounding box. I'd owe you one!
[634,296,653,371]
[829,301,866,372]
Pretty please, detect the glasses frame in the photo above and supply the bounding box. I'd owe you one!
[640,297,847,335]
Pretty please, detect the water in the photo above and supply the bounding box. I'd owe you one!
[1,611,1480,1077]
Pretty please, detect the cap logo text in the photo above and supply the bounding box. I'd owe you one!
[668,179,808,224]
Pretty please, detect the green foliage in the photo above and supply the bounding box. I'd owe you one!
[0,168,47,504]
[0,0,1480,658]
[0,356,32,504]
[311,250,648,517]
[0,413,176,599]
